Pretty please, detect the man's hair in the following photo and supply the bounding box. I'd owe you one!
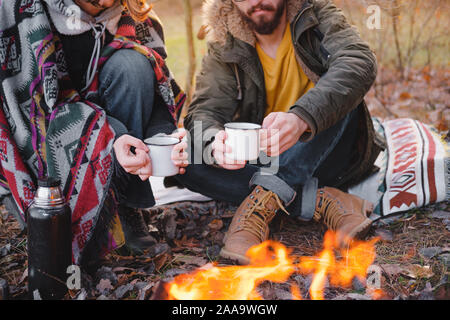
[121,0,152,21]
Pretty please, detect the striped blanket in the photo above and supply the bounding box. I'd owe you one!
[381,119,449,215]
[349,118,449,218]
[0,0,185,263]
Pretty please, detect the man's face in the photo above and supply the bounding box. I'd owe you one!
[233,0,286,35]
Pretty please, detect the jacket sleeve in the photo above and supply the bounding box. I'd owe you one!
[289,0,377,141]
[183,43,240,161]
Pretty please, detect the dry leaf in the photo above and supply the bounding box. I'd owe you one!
[208,219,223,231]
[381,264,405,277]
[403,265,434,279]
[173,236,202,248]
[173,254,208,267]
[399,92,412,100]
[19,268,28,284]
[96,278,114,293]
[112,267,135,273]
[154,253,170,272]
[381,263,434,279]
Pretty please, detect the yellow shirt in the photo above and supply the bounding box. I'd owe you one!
[256,24,314,117]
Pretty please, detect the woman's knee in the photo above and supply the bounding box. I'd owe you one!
[100,49,155,88]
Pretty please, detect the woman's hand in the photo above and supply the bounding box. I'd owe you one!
[170,129,189,174]
[113,134,152,181]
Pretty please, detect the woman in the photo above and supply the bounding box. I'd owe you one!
[0,0,187,269]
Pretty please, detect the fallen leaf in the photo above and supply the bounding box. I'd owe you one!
[189,247,204,254]
[68,289,79,299]
[112,267,135,273]
[173,236,202,249]
[381,263,434,279]
[419,247,442,259]
[208,219,223,231]
[19,269,28,284]
[138,283,154,300]
[438,253,450,267]
[431,211,449,219]
[0,244,11,257]
[173,254,207,267]
[96,278,114,295]
[380,264,405,278]
[163,268,187,279]
[399,92,412,100]
[154,253,170,272]
[274,288,293,300]
[146,243,170,258]
[346,293,372,300]
[403,265,434,279]
[415,282,435,300]
[114,283,134,299]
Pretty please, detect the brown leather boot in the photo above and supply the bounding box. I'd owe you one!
[220,186,289,265]
[313,187,374,246]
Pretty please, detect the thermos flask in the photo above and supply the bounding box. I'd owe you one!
[27,177,72,300]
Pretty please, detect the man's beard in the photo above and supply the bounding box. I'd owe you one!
[237,0,286,35]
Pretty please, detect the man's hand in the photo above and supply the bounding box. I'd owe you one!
[260,112,308,157]
[212,130,246,170]
[170,129,189,175]
[113,134,152,181]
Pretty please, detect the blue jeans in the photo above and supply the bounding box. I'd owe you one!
[177,107,359,221]
[98,49,176,209]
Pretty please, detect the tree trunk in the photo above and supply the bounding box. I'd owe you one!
[391,0,404,78]
[180,0,196,126]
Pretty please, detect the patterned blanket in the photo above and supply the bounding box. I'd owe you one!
[349,118,449,218]
[0,0,185,263]
[381,119,449,215]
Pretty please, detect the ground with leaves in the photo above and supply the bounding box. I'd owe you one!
[1,198,448,300]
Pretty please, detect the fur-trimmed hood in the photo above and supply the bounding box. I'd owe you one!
[202,0,306,46]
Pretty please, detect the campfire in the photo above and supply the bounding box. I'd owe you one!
[163,231,381,300]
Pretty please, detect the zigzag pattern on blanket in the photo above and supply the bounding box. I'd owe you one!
[381,118,449,215]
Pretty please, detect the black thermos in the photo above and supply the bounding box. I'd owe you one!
[27,177,72,300]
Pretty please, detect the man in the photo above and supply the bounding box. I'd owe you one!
[0,0,187,268]
[180,0,385,264]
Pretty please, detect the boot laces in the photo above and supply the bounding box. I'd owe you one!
[320,196,352,231]
[240,190,289,241]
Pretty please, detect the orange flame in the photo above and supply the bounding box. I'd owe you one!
[166,231,380,300]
